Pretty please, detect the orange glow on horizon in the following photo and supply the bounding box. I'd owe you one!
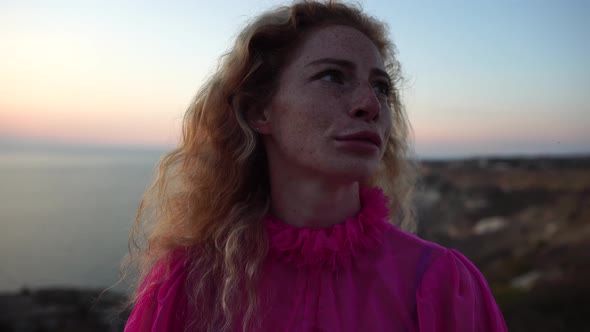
[1,104,181,147]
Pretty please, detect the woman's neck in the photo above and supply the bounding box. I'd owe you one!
[268,176,361,228]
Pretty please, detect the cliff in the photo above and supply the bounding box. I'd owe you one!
[417,156,590,331]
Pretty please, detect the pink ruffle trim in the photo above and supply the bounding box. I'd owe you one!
[264,187,391,270]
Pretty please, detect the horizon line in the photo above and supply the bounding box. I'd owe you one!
[2,135,589,161]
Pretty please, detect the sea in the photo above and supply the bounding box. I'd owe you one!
[0,141,168,293]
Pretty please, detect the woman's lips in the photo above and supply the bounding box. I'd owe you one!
[334,131,382,153]
[334,131,382,147]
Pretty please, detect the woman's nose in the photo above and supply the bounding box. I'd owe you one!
[348,82,381,121]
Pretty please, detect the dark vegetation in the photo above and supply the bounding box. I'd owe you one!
[0,288,129,332]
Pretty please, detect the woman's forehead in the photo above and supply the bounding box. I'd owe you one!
[290,25,385,70]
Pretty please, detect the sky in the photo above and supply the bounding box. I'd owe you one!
[1,0,588,158]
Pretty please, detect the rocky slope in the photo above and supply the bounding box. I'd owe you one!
[417,156,590,331]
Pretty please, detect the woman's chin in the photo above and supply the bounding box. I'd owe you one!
[321,163,379,184]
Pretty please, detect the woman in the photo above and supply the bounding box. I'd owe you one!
[124,1,507,331]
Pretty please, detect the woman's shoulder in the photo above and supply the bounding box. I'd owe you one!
[124,247,192,332]
[380,226,509,331]
[142,247,191,295]
[380,223,448,265]
[415,246,508,331]
[381,225,494,290]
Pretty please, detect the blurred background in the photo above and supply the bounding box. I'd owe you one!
[0,0,588,331]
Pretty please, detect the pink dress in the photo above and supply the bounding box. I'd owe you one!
[125,187,508,331]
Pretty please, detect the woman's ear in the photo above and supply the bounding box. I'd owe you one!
[248,105,272,135]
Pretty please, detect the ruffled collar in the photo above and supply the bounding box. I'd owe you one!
[264,187,391,270]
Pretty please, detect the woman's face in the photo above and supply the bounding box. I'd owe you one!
[259,25,393,183]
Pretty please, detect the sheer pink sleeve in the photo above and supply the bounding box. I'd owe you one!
[124,250,188,332]
[416,249,508,332]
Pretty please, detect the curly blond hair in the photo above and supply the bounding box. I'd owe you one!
[124,1,417,331]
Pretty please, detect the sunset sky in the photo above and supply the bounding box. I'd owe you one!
[1,0,588,157]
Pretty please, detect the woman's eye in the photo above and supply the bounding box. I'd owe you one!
[373,81,391,96]
[316,70,344,83]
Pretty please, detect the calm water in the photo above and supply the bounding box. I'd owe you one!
[0,142,167,292]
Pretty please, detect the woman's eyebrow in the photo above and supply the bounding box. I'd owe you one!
[305,57,355,69]
[306,57,392,83]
